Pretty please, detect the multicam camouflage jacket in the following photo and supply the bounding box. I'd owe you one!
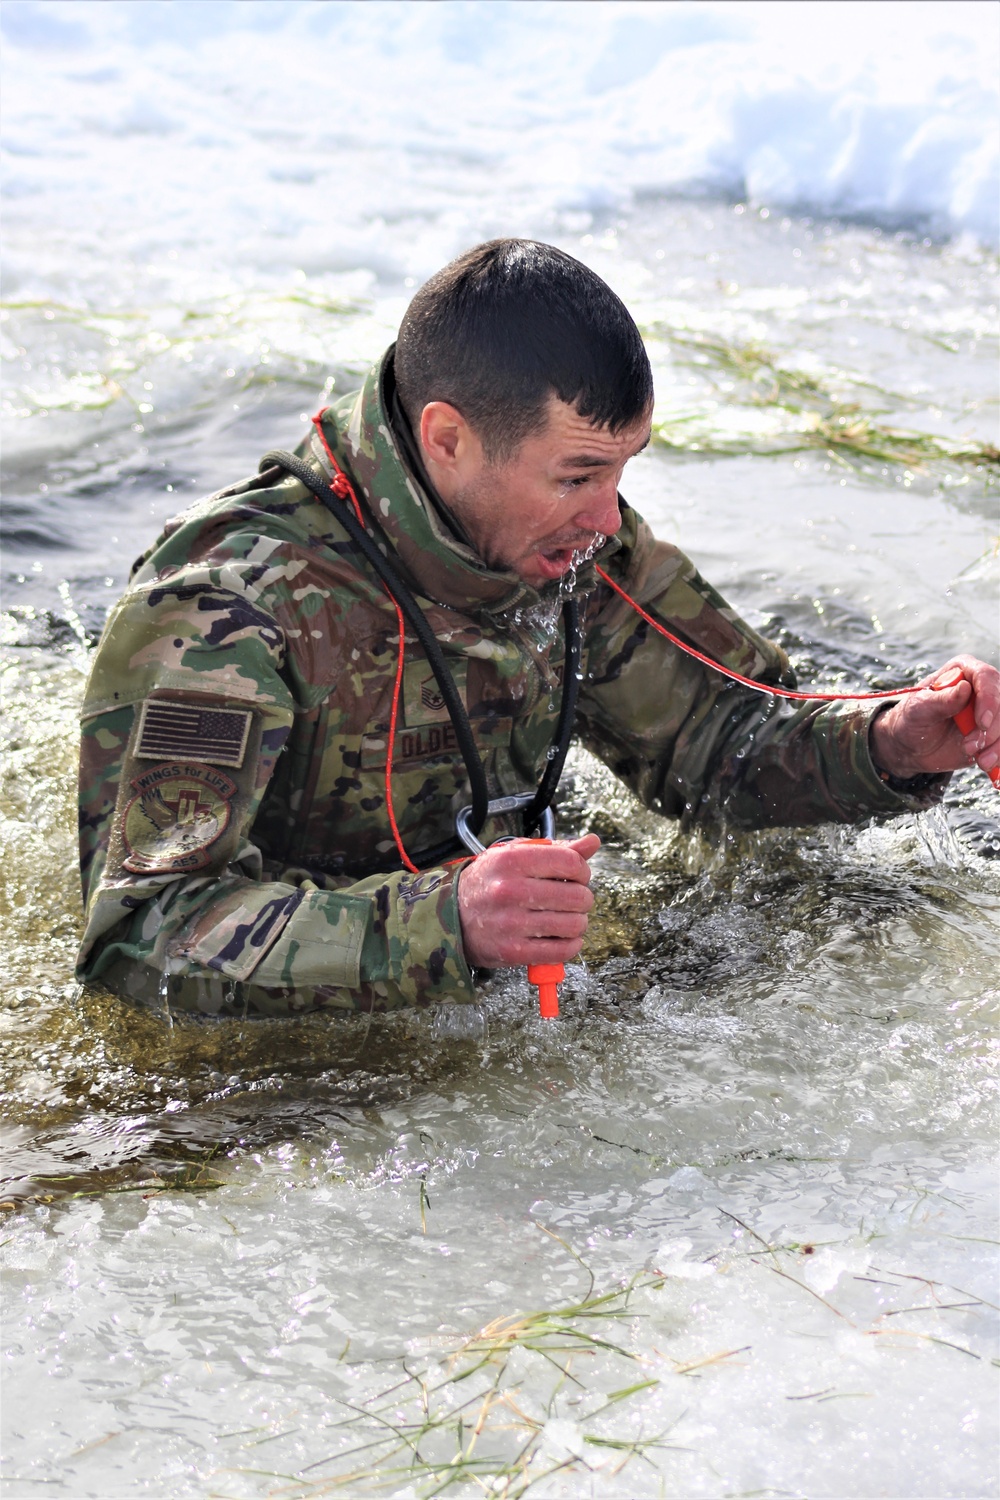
[77,349,944,1017]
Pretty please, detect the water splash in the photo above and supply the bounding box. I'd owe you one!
[3,154,1000,1500]
[156,971,174,1031]
[509,533,609,642]
[560,531,607,598]
[515,594,561,639]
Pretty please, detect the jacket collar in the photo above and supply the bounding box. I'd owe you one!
[308,347,621,618]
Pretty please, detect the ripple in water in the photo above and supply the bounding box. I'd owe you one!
[2,54,998,1492]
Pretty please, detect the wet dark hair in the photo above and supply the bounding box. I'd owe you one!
[394,238,654,462]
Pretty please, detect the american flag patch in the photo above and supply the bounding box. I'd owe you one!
[135,700,252,769]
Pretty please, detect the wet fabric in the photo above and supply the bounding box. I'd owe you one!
[77,351,945,1016]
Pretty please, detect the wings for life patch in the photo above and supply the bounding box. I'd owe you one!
[135,699,252,768]
[122,762,237,873]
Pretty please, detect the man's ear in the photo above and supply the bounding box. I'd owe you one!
[419,401,482,477]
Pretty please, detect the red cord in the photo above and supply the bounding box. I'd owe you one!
[307,408,930,871]
[311,411,419,873]
[383,594,419,873]
[311,413,366,526]
[594,565,924,703]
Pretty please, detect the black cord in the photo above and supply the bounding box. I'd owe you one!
[259,449,581,864]
[262,448,490,838]
[523,597,581,835]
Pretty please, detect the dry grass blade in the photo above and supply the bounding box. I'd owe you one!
[673,1345,751,1376]
[767,1265,855,1324]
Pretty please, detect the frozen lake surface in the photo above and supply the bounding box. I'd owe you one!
[1,4,998,1497]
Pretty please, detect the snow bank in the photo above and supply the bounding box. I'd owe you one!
[1,0,997,277]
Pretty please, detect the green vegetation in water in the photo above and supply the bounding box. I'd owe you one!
[0,1156,228,1212]
[5,297,998,486]
[641,326,1000,474]
[225,1263,679,1498]
[0,290,371,418]
[210,1226,997,1496]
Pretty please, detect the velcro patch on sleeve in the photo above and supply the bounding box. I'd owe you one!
[135,700,252,769]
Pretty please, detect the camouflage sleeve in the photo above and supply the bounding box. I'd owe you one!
[578,507,948,828]
[78,578,474,1014]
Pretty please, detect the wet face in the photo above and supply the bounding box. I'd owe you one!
[418,395,652,587]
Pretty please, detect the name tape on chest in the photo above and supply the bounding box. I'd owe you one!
[135,700,252,769]
[361,725,459,769]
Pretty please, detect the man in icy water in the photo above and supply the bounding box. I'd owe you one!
[77,240,1000,1016]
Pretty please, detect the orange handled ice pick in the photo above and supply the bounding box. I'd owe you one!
[933,668,1000,788]
[528,962,563,1019]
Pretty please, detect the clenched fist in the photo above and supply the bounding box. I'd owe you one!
[457,834,600,970]
[871,655,1000,779]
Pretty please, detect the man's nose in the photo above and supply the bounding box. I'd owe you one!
[574,480,623,538]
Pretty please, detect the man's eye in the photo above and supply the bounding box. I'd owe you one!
[563,475,590,489]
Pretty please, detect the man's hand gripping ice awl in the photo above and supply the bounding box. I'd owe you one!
[457,834,601,1017]
[524,840,565,1018]
[932,665,1000,788]
[871,656,1000,790]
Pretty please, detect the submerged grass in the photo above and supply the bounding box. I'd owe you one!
[0,290,370,418]
[6,298,997,481]
[207,1221,999,1497]
[642,326,1000,473]
[219,1266,676,1499]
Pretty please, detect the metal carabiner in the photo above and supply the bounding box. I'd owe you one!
[454,792,555,856]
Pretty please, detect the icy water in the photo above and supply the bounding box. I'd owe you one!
[3,6,1000,1498]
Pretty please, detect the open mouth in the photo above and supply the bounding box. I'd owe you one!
[534,545,579,580]
[533,531,607,581]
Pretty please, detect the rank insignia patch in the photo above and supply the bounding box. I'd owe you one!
[135,700,252,768]
[403,660,467,728]
[122,763,237,873]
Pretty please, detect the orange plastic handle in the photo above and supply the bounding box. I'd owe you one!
[934,670,1000,788]
[523,837,564,1018]
[528,962,563,1019]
